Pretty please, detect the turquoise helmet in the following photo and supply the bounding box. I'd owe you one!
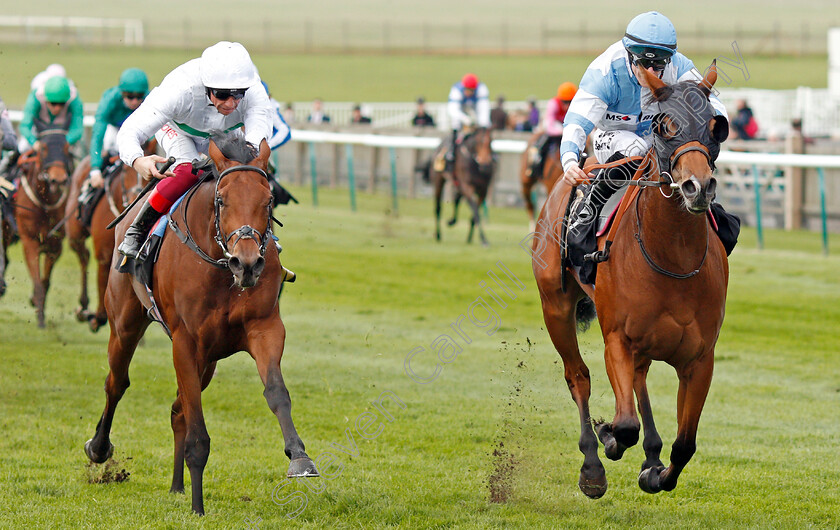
[44,76,71,103]
[119,68,149,94]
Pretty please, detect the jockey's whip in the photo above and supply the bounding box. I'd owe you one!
[106,157,175,230]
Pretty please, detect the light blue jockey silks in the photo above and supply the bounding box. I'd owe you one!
[560,41,727,172]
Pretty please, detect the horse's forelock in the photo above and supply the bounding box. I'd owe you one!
[40,133,68,165]
[211,134,253,164]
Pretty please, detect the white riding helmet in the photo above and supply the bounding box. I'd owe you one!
[199,41,260,89]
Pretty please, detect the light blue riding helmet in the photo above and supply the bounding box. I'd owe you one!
[622,11,677,60]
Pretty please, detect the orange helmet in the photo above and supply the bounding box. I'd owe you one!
[557,82,577,102]
[461,73,479,90]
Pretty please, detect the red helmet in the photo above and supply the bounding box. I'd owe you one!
[461,73,478,90]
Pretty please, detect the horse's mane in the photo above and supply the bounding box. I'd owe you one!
[210,133,256,164]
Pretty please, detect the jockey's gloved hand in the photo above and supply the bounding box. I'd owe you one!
[89,169,104,188]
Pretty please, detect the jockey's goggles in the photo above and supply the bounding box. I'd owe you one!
[627,46,672,72]
[121,92,145,101]
[208,87,248,101]
[630,53,670,72]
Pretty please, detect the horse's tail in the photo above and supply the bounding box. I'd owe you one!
[575,296,597,333]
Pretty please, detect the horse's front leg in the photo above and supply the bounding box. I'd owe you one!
[19,233,46,327]
[0,220,7,297]
[448,189,462,226]
[464,194,488,246]
[633,359,664,474]
[170,362,216,495]
[37,232,63,323]
[67,226,91,322]
[595,332,640,461]
[640,352,714,494]
[171,331,211,515]
[246,319,318,478]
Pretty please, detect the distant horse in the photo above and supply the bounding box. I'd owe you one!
[84,138,316,515]
[13,129,72,327]
[0,197,12,298]
[520,132,563,230]
[431,127,495,245]
[532,63,729,498]
[65,142,153,332]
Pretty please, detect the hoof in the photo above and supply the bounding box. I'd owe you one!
[447,218,457,227]
[74,306,90,322]
[85,439,114,464]
[87,314,105,333]
[287,457,319,478]
[578,474,607,499]
[638,466,664,494]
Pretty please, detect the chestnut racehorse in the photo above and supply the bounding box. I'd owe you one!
[65,143,152,332]
[532,63,729,498]
[13,129,72,327]
[84,137,316,515]
[520,132,563,230]
[431,127,495,245]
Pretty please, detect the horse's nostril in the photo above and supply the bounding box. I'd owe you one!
[229,256,242,272]
[681,179,699,198]
[706,177,718,198]
[253,257,265,277]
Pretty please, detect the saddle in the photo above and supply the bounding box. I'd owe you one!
[77,157,123,227]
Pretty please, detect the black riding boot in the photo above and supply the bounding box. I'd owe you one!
[568,155,640,235]
[117,199,160,259]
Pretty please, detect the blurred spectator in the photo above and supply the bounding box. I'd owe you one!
[527,98,540,130]
[731,99,758,140]
[411,97,436,127]
[351,104,372,124]
[490,94,508,130]
[511,109,531,132]
[307,98,330,124]
[283,102,295,125]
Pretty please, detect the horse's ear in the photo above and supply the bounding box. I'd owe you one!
[709,115,729,143]
[638,66,667,96]
[255,139,270,166]
[698,60,718,96]
[208,139,226,168]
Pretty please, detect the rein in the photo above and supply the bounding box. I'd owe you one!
[633,191,709,279]
[167,163,272,270]
[19,164,69,211]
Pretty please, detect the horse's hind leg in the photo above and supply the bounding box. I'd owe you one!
[522,175,536,230]
[534,254,605,497]
[170,361,216,495]
[85,276,148,463]
[246,319,318,478]
[639,352,714,494]
[433,174,445,241]
[595,333,641,461]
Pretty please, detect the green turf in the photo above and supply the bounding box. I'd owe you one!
[0,45,827,110]
[0,185,838,528]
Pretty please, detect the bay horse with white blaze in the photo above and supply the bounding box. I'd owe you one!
[84,138,316,515]
[532,63,729,497]
[65,144,151,332]
[13,128,72,327]
[431,127,495,245]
